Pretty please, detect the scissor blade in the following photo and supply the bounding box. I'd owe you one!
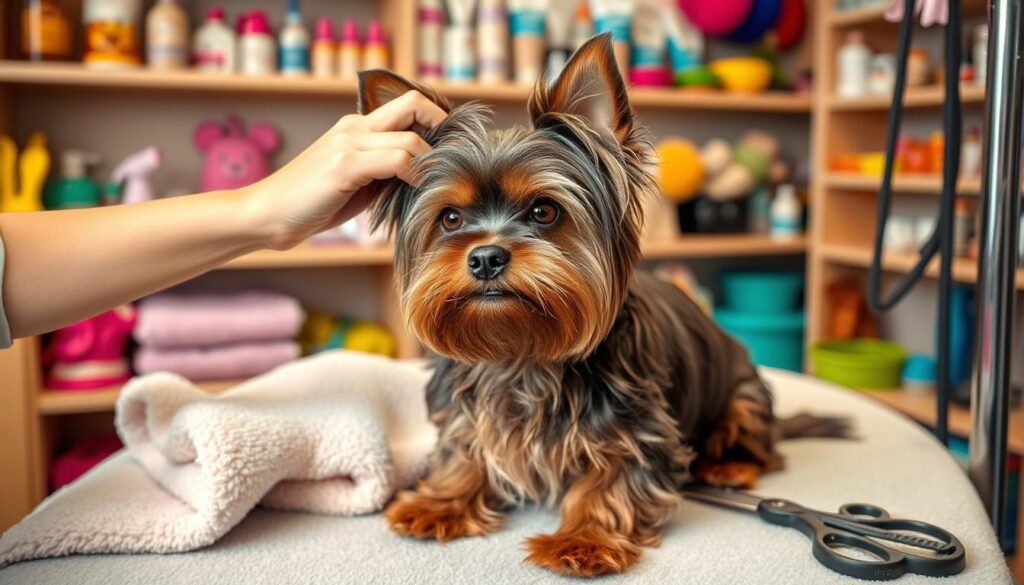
[682,484,762,513]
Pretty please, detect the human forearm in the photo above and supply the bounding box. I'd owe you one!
[0,189,267,338]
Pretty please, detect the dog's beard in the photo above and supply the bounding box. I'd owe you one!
[402,240,617,363]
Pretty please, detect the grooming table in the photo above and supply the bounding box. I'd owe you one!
[0,369,1010,585]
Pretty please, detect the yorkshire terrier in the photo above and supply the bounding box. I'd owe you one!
[357,34,842,577]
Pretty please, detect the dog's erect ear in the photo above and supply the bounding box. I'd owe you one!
[357,70,451,118]
[528,33,633,142]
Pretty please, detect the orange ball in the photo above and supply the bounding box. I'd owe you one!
[657,139,704,202]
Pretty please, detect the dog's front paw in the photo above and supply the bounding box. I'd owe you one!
[524,527,641,577]
[385,490,500,542]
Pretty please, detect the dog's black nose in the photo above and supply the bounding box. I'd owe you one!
[467,246,510,280]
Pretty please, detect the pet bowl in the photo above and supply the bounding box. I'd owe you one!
[721,272,804,313]
[675,66,721,89]
[716,310,805,371]
[709,57,773,93]
[810,339,908,390]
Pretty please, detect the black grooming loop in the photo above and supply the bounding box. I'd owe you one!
[868,0,962,446]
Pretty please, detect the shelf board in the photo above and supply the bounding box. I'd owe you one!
[641,234,807,259]
[862,388,1024,455]
[828,83,986,111]
[37,379,239,415]
[824,173,982,196]
[0,61,812,112]
[830,0,985,27]
[820,243,1024,288]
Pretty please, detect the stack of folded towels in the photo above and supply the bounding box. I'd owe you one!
[133,291,304,381]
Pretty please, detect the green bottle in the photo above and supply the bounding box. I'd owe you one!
[44,150,101,209]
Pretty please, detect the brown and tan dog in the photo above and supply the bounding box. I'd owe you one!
[357,34,844,577]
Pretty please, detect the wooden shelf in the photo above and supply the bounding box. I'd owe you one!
[820,243,1024,288]
[828,83,986,111]
[37,379,239,416]
[830,0,985,27]
[641,234,807,259]
[0,61,812,112]
[224,244,395,269]
[863,388,1024,455]
[824,173,983,196]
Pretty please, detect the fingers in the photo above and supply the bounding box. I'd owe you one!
[350,132,431,158]
[348,148,419,188]
[363,91,447,132]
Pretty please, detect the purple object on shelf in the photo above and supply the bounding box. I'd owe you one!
[134,341,300,381]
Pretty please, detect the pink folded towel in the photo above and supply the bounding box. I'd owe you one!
[134,341,300,381]
[133,291,304,348]
[0,351,435,567]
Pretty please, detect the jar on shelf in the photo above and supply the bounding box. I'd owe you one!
[907,48,931,86]
[83,0,142,69]
[21,0,72,61]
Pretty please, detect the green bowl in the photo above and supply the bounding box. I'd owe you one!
[810,339,908,390]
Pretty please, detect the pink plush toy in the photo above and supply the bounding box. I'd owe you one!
[194,115,280,191]
[44,305,137,390]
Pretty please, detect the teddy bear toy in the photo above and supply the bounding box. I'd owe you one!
[194,115,280,191]
[700,130,790,200]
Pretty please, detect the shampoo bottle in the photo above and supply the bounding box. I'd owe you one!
[363,20,389,70]
[193,6,236,73]
[418,0,445,81]
[570,0,593,51]
[44,150,101,210]
[240,10,276,75]
[21,0,72,61]
[770,184,802,240]
[836,30,871,98]
[545,1,574,81]
[83,0,142,69]
[146,0,189,70]
[477,0,509,84]
[337,19,362,80]
[444,0,478,83]
[509,0,547,84]
[311,17,337,78]
[279,0,310,76]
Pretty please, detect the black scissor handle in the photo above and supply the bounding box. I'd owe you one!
[757,499,966,581]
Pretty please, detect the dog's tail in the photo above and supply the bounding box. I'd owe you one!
[777,413,853,440]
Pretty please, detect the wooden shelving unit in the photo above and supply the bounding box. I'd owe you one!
[37,379,239,416]
[824,172,983,195]
[864,389,1024,455]
[819,243,1024,288]
[828,82,986,111]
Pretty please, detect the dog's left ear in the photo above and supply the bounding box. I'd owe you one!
[528,33,633,142]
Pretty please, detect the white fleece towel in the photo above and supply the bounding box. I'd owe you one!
[0,350,435,567]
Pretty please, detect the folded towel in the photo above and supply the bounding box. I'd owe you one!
[0,351,435,567]
[133,341,301,381]
[133,292,304,348]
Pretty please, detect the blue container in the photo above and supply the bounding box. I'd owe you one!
[721,272,804,314]
[716,309,805,371]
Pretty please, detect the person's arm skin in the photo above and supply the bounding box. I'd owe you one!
[0,90,446,339]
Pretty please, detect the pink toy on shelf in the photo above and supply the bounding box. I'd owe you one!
[111,146,161,204]
[194,115,280,191]
[44,305,137,390]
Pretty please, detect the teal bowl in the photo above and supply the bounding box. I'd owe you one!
[716,309,805,372]
[721,272,804,314]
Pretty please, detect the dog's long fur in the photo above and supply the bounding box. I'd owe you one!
[358,35,836,577]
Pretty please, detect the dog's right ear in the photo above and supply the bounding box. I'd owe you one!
[357,70,451,118]
[356,71,451,238]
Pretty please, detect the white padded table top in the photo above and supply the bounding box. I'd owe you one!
[0,369,1011,585]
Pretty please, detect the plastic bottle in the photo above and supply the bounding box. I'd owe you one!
[953,198,972,257]
[21,0,72,61]
[279,0,310,76]
[443,0,478,83]
[974,24,988,86]
[476,0,509,84]
[240,10,276,75]
[770,184,802,240]
[146,0,189,70]
[363,20,389,70]
[418,0,445,81]
[337,19,362,80]
[83,0,142,69]
[43,151,101,210]
[836,30,871,99]
[570,1,593,51]
[193,6,237,73]
[311,17,337,79]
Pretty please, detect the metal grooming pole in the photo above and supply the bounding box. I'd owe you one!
[968,0,1024,549]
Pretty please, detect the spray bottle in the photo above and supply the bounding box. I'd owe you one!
[110,146,161,205]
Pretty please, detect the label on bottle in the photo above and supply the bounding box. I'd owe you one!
[85,21,140,65]
[510,10,545,36]
[280,45,310,72]
[594,14,631,42]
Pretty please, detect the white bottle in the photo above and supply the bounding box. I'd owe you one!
[279,0,310,76]
[836,30,872,99]
[240,10,277,76]
[973,24,988,86]
[193,7,237,73]
[146,0,189,69]
[770,184,802,240]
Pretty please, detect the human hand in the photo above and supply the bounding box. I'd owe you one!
[242,90,447,250]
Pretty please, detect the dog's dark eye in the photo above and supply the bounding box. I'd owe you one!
[440,208,464,231]
[530,201,559,225]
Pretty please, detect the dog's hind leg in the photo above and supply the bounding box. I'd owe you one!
[694,379,781,489]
